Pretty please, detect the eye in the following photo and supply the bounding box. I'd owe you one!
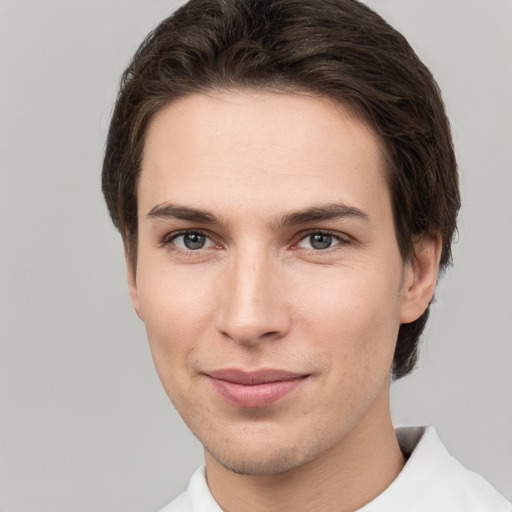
[297,232,341,250]
[168,231,216,251]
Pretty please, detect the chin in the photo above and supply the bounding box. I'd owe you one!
[210,446,311,476]
[203,428,330,476]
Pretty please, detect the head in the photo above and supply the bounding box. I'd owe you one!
[102,0,459,469]
[103,0,459,381]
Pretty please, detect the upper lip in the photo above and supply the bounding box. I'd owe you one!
[205,368,308,385]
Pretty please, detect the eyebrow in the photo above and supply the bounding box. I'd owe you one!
[280,203,370,226]
[147,203,218,223]
[146,202,369,226]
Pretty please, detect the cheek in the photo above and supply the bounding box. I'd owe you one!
[294,260,401,327]
[292,263,402,372]
[136,265,214,375]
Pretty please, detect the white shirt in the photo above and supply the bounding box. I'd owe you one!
[159,426,511,511]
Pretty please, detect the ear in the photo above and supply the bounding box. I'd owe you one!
[124,243,143,321]
[399,234,442,324]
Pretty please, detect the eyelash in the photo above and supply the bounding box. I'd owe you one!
[161,230,219,256]
[161,229,351,257]
[294,230,348,252]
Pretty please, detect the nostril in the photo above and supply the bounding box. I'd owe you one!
[218,326,285,345]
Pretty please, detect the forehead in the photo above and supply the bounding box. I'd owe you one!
[139,91,390,220]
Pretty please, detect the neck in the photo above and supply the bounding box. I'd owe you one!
[204,387,405,512]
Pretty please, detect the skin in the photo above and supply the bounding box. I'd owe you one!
[127,91,441,512]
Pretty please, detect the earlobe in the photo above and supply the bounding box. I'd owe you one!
[124,245,143,321]
[399,234,442,324]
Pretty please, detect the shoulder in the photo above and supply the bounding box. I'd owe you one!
[158,465,223,512]
[158,490,191,512]
[360,426,512,512]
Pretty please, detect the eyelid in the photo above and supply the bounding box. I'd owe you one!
[292,229,351,251]
[159,228,353,253]
[161,229,221,251]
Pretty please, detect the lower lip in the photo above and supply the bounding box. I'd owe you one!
[209,377,306,408]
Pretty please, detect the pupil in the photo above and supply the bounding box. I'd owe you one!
[184,233,205,250]
[310,233,332,250]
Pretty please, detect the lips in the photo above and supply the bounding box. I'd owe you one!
[205,369,308,408]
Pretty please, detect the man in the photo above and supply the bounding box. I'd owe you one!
[102,0,511,510]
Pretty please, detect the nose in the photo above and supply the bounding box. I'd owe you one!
[215,249,291,346]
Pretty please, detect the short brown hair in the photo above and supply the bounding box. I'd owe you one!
[102,0,460,379]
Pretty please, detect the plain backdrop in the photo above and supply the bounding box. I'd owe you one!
[1,1,511,510]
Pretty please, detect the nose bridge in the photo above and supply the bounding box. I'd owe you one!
[216,243,289,345]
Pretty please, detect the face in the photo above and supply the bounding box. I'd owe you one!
[129,91,434,475]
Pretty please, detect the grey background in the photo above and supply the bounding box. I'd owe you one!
[0,0,510,510]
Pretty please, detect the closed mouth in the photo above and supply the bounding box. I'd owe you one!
[204,368,309,408]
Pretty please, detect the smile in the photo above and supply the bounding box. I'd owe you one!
[205,369,309,408]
